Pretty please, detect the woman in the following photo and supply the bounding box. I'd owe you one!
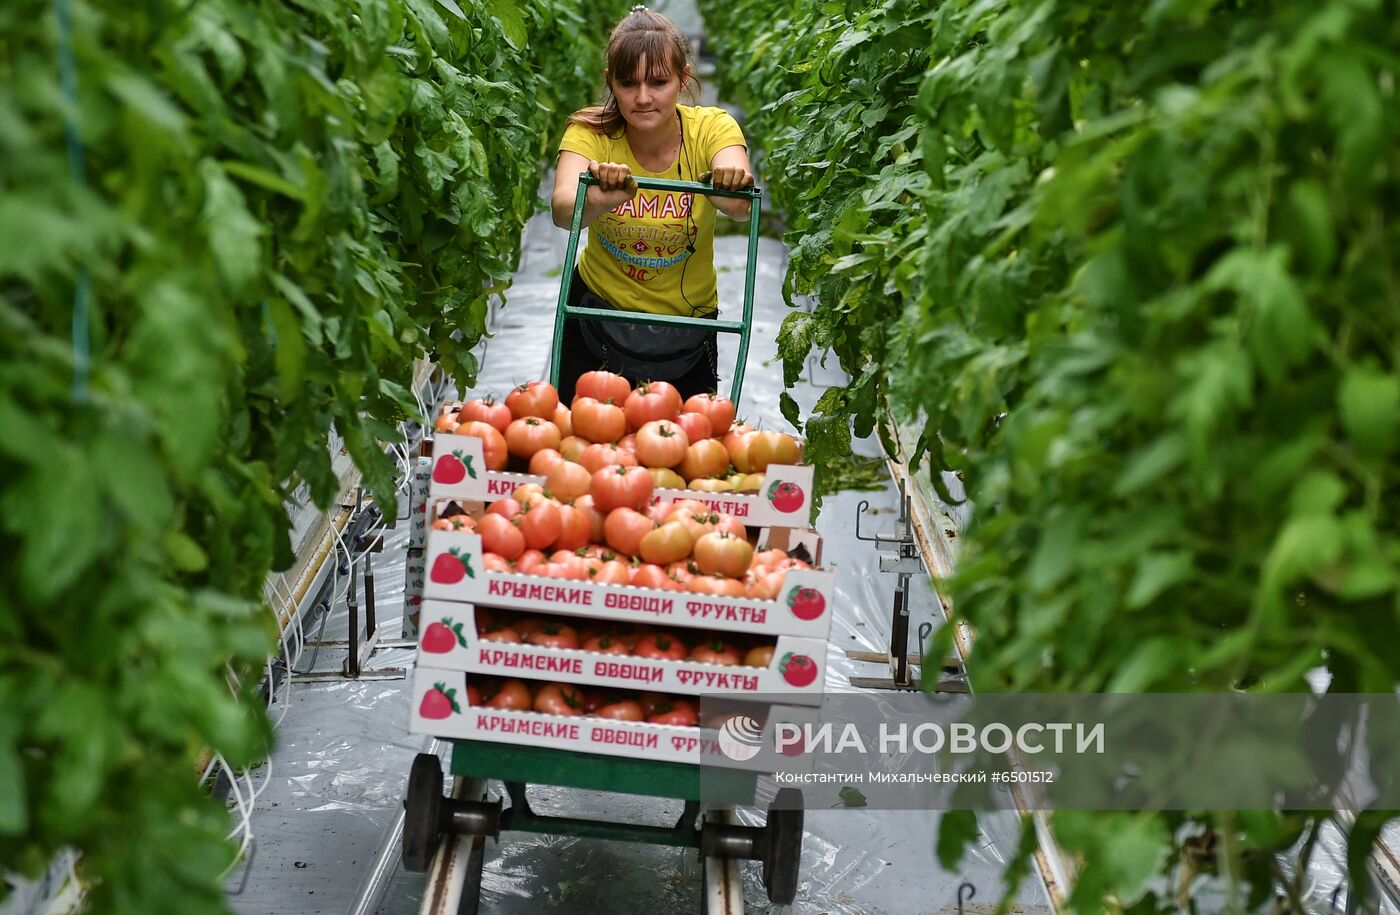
[551,6,755,403]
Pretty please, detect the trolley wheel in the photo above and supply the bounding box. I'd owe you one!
[403,752,444,872]
[762,787,804,905]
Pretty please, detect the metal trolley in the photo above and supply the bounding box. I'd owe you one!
[401,173,806,914]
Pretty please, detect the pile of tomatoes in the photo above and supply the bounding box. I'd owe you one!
[434,373,802,492]
[463,676,701,725]
[476,608,776,668]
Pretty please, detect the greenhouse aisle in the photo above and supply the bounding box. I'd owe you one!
[222,189,1054,913]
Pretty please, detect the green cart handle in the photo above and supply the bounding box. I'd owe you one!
[548,173,763,404]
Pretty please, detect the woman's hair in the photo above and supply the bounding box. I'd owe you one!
[567,7,699,136]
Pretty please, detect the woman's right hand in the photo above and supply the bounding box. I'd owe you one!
[588,160,637,208]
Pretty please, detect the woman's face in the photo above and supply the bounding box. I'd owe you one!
[608,55,688,132]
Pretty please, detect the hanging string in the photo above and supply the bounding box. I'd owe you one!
[55,0,91,402]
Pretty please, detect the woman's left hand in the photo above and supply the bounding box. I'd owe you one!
[707,164,754,192]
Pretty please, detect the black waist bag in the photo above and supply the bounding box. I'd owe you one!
[571,269,716,382]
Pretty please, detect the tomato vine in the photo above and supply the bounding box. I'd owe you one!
[0,0,625,910]
[701,0,1398,909]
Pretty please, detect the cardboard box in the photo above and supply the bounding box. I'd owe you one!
[408,665,818,768]
[427,433,816,528]
[423,530,835,639]
[414,600,827,704]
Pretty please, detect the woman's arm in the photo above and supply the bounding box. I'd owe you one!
[706,145,754,220]
[552,151,638,229]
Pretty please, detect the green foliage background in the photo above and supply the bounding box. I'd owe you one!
[700,0,1399,909]
[0,0,624,910]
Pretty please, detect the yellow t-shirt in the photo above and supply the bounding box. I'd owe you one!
[559,105,747,317]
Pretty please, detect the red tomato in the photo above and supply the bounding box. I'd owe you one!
[666,507,718,541]
[573,496,606,542]
[582,634,631,655]
[713,513,748,540]
[623,381,683,431]
[666,560,696,584]
[591,465,654,512]
[638,522,694,565]
[571,396,628,444]
[553,505,592,551]
[746,570,786,600]
[505,417,562,460]
[646,699,698,727]
[533,683,585,716]
[637,691,667,715]
[483,679,532,710]
[480,624,521,644]
[722,422,754,452]
[692,531,754,578]
[634,420,690,469]
[604,507,657,557]
[616,433,638,454]
[746,431,801,471]
[518,500,562,551]
[559,434,590,462]
[594,699,645,721]
[453,420,508,471]
[552,404,573,439]
[487,498,523,521]
[744,645,775,668]
[750,548,788,571]
[690,640,741,666]
[631,563,680,591]
[513,617,544,638]
[529,448,566,476]
[459,397,512,433]
[579,442,638,473]
[515,549,547,574]
[678,439,731,481]
[465,683,482,707]
[434,411,460,433]
[526,622,579,650]
[477,513,525,560]
[574,370,631,405]
[544,461,591,504]
[482,553,513,573]
[633,633,688,661]
[505,381,560,420]
[591,559,633,586]
[687,575,747,597]
[682,394,736,437]
[672,411,712,445]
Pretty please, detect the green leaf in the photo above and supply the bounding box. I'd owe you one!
[265,297,307,399]
[200,160,264,294]
[1338,364,1399,460]
[1124,551,1193,609]
[94,431,176,530]
[937,809,978,870]
[482,0,527,49]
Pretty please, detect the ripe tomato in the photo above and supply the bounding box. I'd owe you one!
[483,679,532,710]
[746,431,801,471]
[460,397,512,433]
[505,381,560,420]
[713,513,748,540]
[582,634,631,655]
[505,417,562,460]
[518,501,562,551]
[687,575,747,597]
[637,691,667,715]
[638,522,694,566]
[687,478,733,493]
[750,549,787,571]
[616,433,638,454]
[579,443,638,474]
[672,410,712,445]
[623,381,683,431]
[477,513,525,560]
[631,563,680,591]
[666,560,697,584]
[746,570,787,601]
[591,465,654,512]
[571,396,628,444]
[572,495,606,543]
[540,560,585,580]
[552,404,573,439]
[724,429,755,473]
[544,461,591,504]
[633,633,688,661]
[678,439,731,481]
[526,621,579,650]
[634,420,689,469]
[693,531,754,579]
[574,370,631,405]
[594,699,645,721]
[487,497,523,521]
[592,559,633,586]
[465,683,482,707]
[722,422,754,452]
[552,505,592,551]
[434,411,460,433]
[689,640,741,665]
[666,507,718,540]
[480,624,522,644]
[512,616,544,638]
[529,448,566,476]
[604,507,657,557]
[744,645,775,668]
[512,483,548,506]
[515,549,547,574]
[648,467,686,490]
[533,682,585,716]
[453,420,508,471]
[482,553,513,573]
[682,393,736,437]
[646,699,698,727]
